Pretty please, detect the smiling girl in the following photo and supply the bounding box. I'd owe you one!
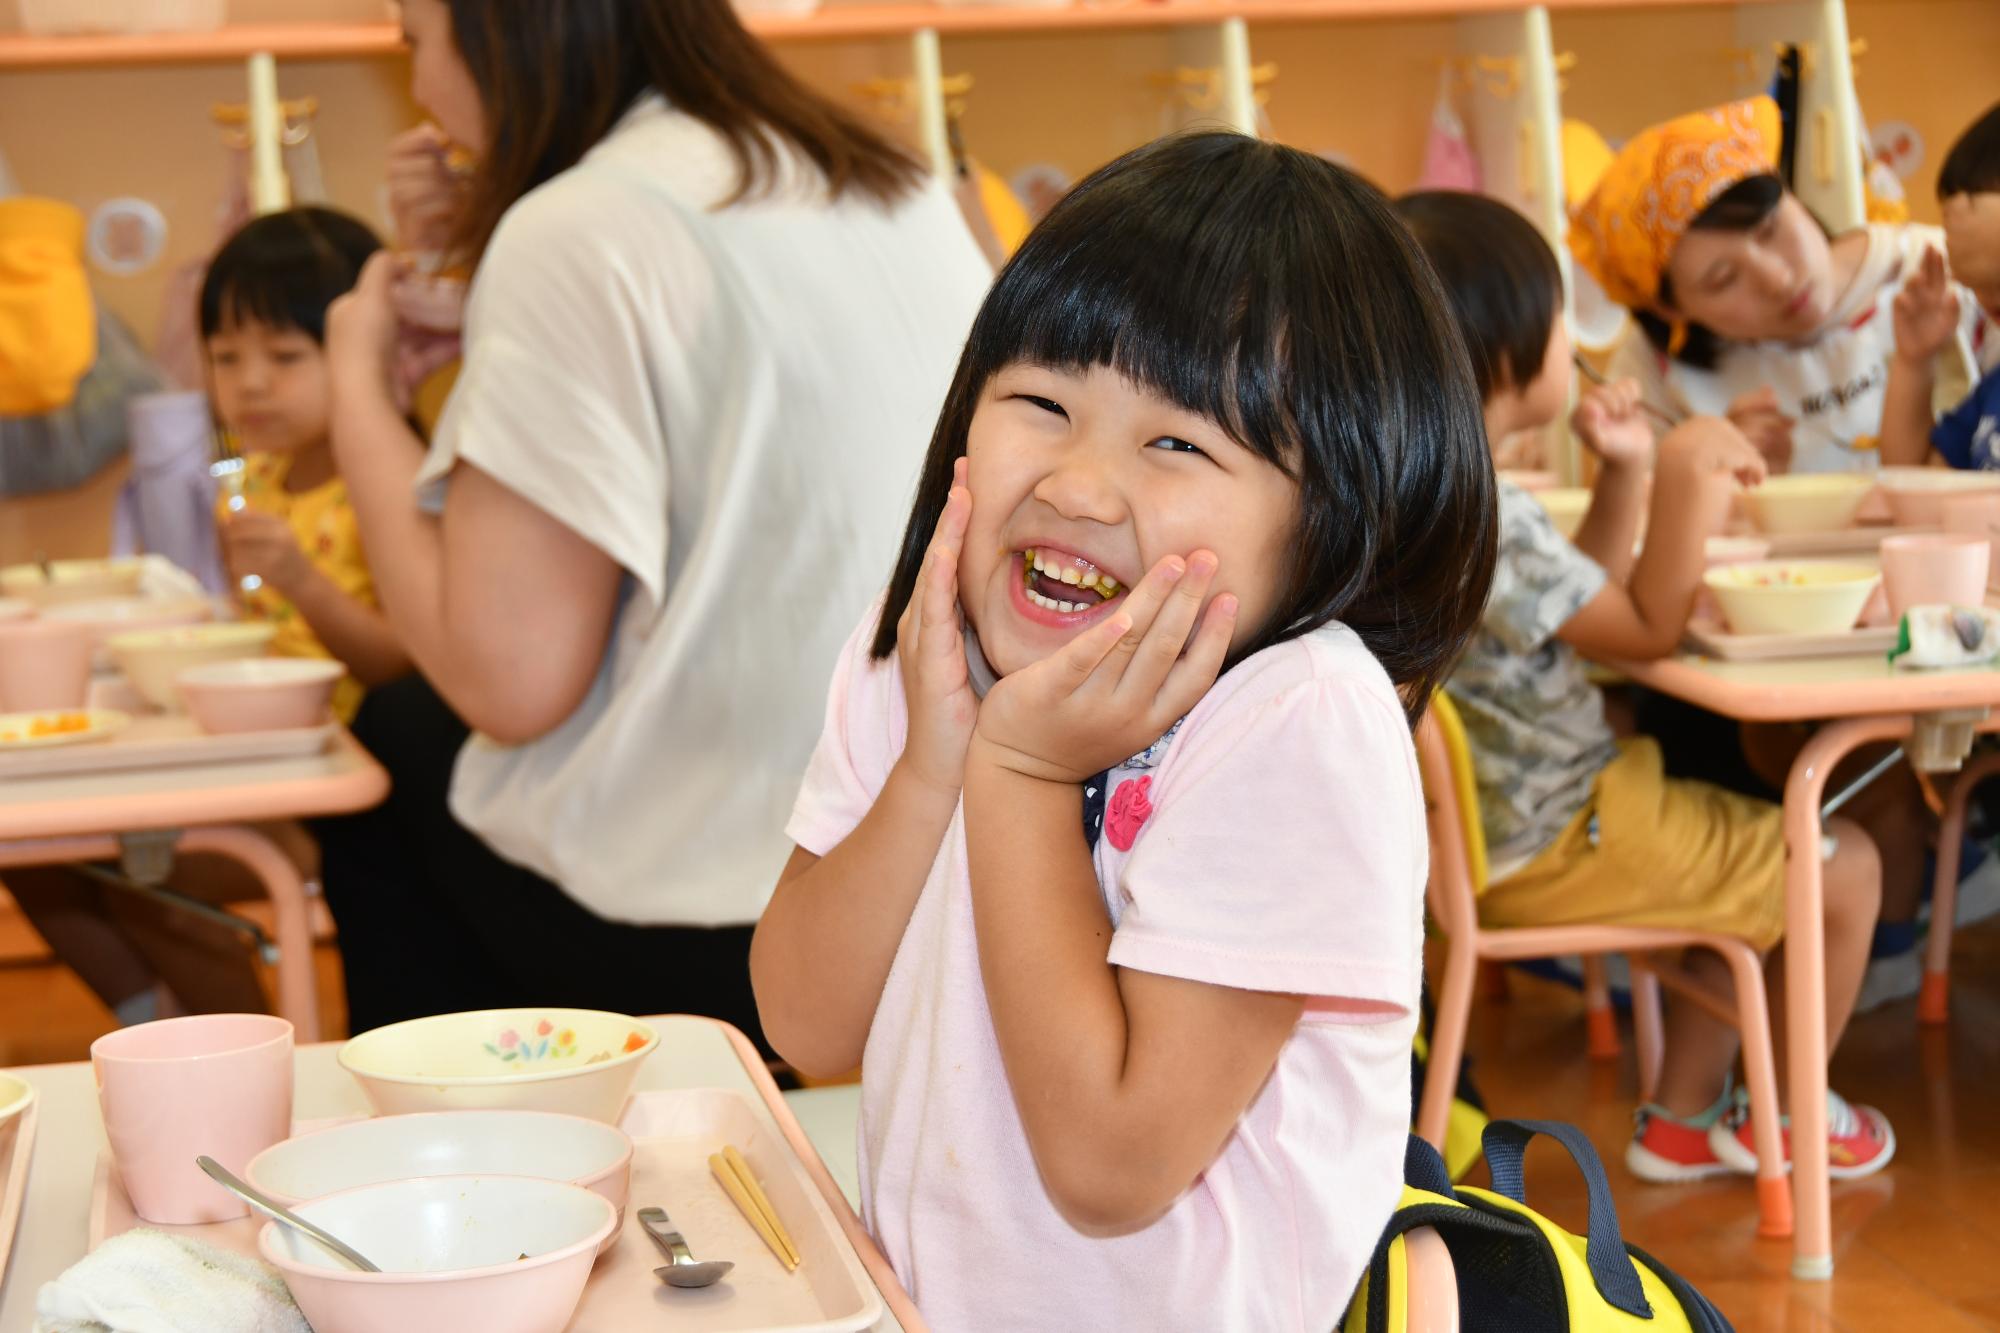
[750,132,1496,1329]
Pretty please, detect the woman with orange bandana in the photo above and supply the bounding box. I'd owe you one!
[1579,98,1964,1015]
[1575,97,1992,475]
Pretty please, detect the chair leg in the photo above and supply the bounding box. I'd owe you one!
[1921,755,2000,1025]
[1631,962,1665,1104]
[1583,954,1620,1060]
[1719,942,1791,1239]
[1419,936,1480,1151]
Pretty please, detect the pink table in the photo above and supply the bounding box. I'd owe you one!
[1602,649,2000,1279]
[0,730,386,1042]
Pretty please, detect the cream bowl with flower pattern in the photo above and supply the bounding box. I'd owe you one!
[337,1008,658,1124]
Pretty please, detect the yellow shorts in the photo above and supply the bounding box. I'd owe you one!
[1477,738,1786,952]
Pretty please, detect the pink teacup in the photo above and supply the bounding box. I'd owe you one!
[1880,533,1991,619]
[91,1014,294,1224]
[1943,493,2000,591]
[0,619,94,711]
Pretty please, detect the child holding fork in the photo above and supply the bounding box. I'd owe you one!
[203,208,413,721]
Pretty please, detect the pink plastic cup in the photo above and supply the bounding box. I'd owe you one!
[1880,533,1991,619]
[0,619,94,712]
[1943,494,2000,592]
[91,1014,294,1224]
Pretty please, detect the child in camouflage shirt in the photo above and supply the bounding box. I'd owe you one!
[1397,191,1895,1184]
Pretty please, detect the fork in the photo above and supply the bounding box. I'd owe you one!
[210,430,262,594]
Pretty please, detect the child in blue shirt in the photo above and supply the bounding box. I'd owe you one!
[1882,100,2000,468]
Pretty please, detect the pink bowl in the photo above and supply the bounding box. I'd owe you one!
[1875,467,2000,527]
[257,1175,615,1333]
[176,658,344,734]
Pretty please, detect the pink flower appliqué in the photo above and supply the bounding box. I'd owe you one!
[1106,776,1154,852]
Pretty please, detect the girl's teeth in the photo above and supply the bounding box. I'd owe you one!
[1022,547,1119,597]
[1025,587,1088,615]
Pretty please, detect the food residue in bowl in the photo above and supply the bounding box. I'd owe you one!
[0,712,92,742]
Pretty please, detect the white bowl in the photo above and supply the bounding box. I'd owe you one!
[0,1072,33,1124]
[1703,560,1882,635]
[0,558,144,606]
[338,1009,659,1124]
[1740,474,1874,535]
[39,595,212,648]
[107,623,278,712]
[1872,466,2000,527]
[176,657,344,734]
[257,1175,614,1333]
[247,1111,633,1253]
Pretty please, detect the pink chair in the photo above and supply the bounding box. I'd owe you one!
[1415,694,1792,1236]
[1920,748,2000,1024]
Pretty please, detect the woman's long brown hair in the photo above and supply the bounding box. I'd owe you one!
[445,0,925,264]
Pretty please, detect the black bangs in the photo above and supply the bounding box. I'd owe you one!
[961,134,1309,475]
[199,207,383,345]
[870,130,1496,725]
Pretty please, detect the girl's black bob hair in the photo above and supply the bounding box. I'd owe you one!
[199,206,383,345]
[869,130,1497,724]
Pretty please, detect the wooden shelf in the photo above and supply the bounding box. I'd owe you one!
[0,0,1790,68]
[744,0,1775,42]
[0,21,401,70]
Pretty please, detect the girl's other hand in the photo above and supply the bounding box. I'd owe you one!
[221,511,309,595]
[974,551,1236,785]
[1571,378,1655,469]
[1724,386,1796,473]
[896,458,980,797]
[386,123,466,257]
[1893,247,1960,366]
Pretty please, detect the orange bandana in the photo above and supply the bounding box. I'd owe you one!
[1568,97,1783,315]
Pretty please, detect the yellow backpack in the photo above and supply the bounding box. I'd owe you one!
[1346,1123,1734,1333]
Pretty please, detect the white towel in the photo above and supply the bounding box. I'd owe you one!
[36,1228,309,1333]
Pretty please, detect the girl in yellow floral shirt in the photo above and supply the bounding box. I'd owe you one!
[204,209,411,718]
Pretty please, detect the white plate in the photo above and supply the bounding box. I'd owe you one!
[0,708,128,749]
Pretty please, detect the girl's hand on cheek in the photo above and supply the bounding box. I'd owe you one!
[896,458,980,797]
[972,551,1237,785]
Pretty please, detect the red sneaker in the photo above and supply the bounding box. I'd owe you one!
[1626,1103,1735,1182]
[1708,1088,1896,1180]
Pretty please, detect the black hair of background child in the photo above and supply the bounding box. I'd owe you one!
[869,130,1497,726]
[1631,174,1788,372]
[1394,191,1562,404]
[199,207,383,346]
[1939,101,2000,199]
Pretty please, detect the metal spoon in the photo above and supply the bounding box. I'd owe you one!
[638,1205,733,1288]
[195,1156,381,1272]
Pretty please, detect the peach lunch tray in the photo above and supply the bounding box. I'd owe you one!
[86,1088,884,1333]
[0,1091,36,1287]
[0,715,336,782]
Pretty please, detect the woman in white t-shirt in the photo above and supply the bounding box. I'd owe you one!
[318,0,992,1037]
[1574,96,1990,475]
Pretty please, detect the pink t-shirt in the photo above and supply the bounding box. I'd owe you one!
[786,613,1426,1331]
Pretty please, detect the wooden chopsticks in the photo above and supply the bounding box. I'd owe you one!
[710,1144,800,1272]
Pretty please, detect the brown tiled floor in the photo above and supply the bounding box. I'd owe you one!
[1463,918,2000,1332]
[3,910,1998,1328]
